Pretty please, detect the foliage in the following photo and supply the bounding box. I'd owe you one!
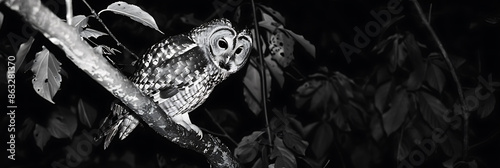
[1,0,500,168]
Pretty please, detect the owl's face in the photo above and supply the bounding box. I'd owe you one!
[190,19,252,74]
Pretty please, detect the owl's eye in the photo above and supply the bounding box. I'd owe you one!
[235,47,243,54]
[218,39,228,49]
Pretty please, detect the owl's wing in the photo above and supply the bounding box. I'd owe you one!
[131,34,209,102]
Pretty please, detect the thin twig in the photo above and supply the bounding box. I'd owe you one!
[204,108,238,146]
[251,0,273,147]
[65,0,73,25]
[409,0,468,160]
[81,0,139,59]
[469,128,500,150]
[428,3,432,23]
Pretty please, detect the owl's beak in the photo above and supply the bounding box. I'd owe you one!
[219,60,231,71]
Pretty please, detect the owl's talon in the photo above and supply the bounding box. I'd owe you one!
[119,115,139,140]
[172,113,203,138]
[188,124,203,139]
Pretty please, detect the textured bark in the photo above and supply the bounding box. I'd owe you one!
[1,0,238,167]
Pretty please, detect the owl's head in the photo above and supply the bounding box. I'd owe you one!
[190,19,252,74]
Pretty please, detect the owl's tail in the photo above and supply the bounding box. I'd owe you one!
[95,100,140,149]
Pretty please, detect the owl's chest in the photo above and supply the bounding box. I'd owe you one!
[155,63,225,115]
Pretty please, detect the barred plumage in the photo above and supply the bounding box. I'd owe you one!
[97,18,252,148]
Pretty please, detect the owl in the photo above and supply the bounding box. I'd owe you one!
[97,18,252,148]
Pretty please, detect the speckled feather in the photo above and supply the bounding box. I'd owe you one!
[97,19,252,147]
[132,34,227,116]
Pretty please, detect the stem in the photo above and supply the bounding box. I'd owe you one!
[65,0,73,25]
[81,0,139,59]
[251,0,273,147]
[410,0,468,159]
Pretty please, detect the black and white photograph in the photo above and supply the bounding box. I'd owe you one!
[1,0,499,167]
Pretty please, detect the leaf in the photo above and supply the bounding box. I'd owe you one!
[426,62,446,93]
[243,62,271,115]
[295,77,324,97]
[370,116,384,142]
[271,138,297,168]
[478,96,495,118]
[429,53,466,71]
[405,33,426,91]
[283,128,309,155]
[99,1,163,34]
[269,31,295,67]
[387,35,405,72]
[418,91,449,130]
[333,106,351,131]
[382,89,409,135]
[15,37,34,73]
[81,28,108,39]
[94,45,121,55]
[31,46,62,104]
[33,124,51,150]
[251,158,264,168]
[18,118,35,141]
[258,4,286,24]
[46,106,77,139]
[70,15,89,32]
[441,131,462,168]
[309,79,334,113]
[78,99,97,128]
[0,11,4,29]
[372,34,401,54]
[375,81,392,113]
[346,103,365,130]
[259,12,283,32]
[282,29,316,58]
[235,131,264,163]
[265,56,284,88]
[311,122,333,158]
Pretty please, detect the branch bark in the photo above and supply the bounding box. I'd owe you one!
[1,0,238,167]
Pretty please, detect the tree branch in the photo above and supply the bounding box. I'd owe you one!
[2,0,238,167]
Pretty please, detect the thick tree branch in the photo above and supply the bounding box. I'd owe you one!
[2,0,238,167]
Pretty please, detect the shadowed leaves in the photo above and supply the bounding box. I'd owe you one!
[78,98,97,128]
[382,88,409,135]
[33,124,51,150]
[270,138,297,168]
[46,106,77,139]
[418,91,449,130]
[243,60,272,115]
[425,61,446,93]
[234,131,264,163]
